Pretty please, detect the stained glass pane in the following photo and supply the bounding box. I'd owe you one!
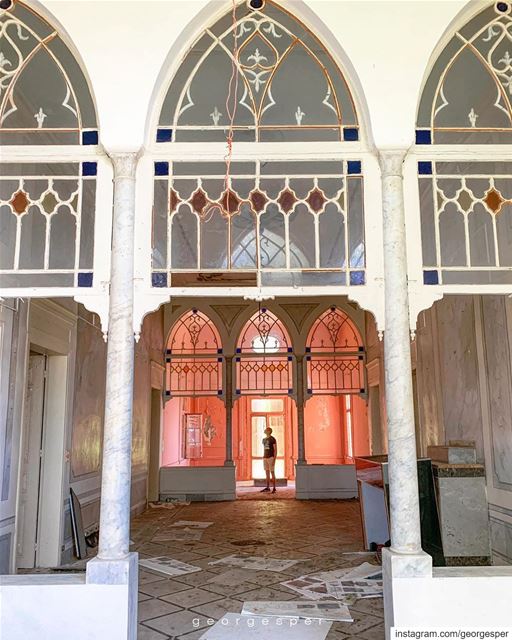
[171,205,198,270]
[200,206,228,269]
[319,204,345,269]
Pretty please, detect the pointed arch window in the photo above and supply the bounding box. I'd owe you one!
[417,2,512,144]
[305,306,365,395]
[235,307,293,396]
[157,0,358,143]
[417,3,512,286]
[0,1,98,145]
[165,309,224,397]
[0,2,103,293]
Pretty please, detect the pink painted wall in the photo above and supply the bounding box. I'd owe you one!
[162,397,185,466]
[352,394,370,457]
[304,395,345,464]
[189,397,226,467]
[162,396,225,467]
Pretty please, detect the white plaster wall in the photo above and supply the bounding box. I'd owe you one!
[38,0,473,151]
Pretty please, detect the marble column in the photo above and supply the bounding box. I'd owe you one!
[379,150,431,639]
[224,356,234,466]
[296,355,307,464]
[379,150,422,553]
[97,153,137,560]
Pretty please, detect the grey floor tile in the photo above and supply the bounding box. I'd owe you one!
[137,624,170,639]
[139,579,193,598]
[160,587,222,608]
[138,598,182,622]
[143,610,210,637]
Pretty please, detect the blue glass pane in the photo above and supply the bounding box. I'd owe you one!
[347,161,362,175]
[82,130,99,145]
[350,270,365,285]
[82,162,97,176]
[418,161,433,175]
[423,270,439,285]
[157,128,173,143]
[416,129,432,145]
[343,127,359,141]
[154,162,169,176]
[152,272,168,287]
[77,272,93,287]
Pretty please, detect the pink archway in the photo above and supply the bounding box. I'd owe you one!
[163,309,225,468]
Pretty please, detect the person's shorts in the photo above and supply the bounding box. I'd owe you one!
[263,456,275,471]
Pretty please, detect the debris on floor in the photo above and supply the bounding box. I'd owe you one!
[148,501,175,510]
[280,575,331,600]
[199,612,333,639]
[169,520,213,528]
[209,554,303,572]
[311,562,382,582]
[138,556,201,576]
[151,528,203,542]
[241,600,353,622]
[326,577,383,600]
[281,562,383,604]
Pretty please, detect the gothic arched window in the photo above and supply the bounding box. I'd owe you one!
[416,2,512,287]
[305,307,365,395]
[151,1,366,293]
[417,2,512,145]
[0,1,97,145]
[157,1,358,143]
[0,1,102,293]
[165,309,223,397]
[235,307,293,396]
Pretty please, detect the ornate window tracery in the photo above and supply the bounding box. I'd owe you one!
[235,307,293,396]
[157,0,358,143]
[152,160,365,288]
[417,2,512,144]
[0,1,98,145]
[419,161,512,285]
[305,306,365,395]
[0,162,97,287]
[0,1,102,293]
[165,309,223,397]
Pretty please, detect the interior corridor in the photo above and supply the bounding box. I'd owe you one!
[132,499,384,639]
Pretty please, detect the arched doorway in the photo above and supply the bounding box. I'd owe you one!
[304,306,367,464]
[162,309,227,469]
[232,307,297,488]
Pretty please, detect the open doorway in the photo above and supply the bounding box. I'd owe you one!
[234,395,297,499]
[16,351,68,569]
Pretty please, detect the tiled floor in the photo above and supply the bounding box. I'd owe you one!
[132,496,385,639]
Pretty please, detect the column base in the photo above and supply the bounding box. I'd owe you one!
[382,548,432,639]
[224,460,235,467]
[86,552,138,640]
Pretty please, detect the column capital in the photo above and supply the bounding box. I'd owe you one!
[378,149,408,178]
[109,152,138,181]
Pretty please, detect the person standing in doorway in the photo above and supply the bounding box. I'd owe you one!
[261,426,277,493]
